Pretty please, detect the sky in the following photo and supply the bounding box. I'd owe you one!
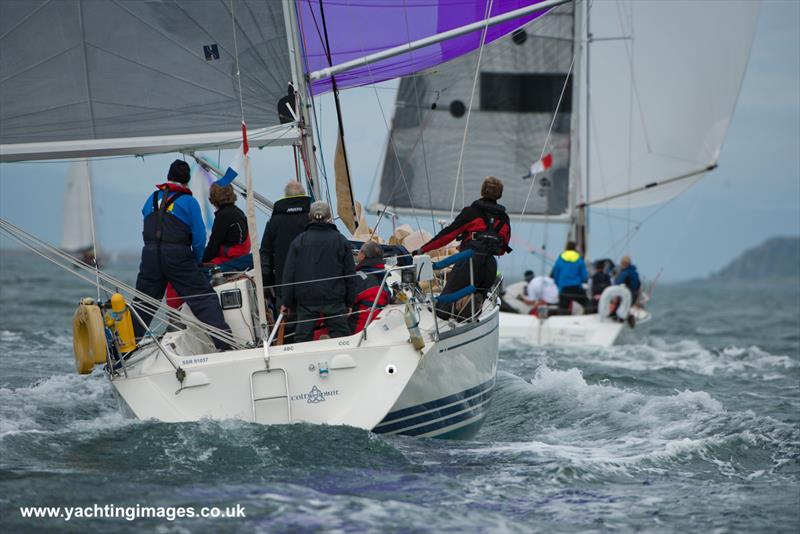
[1,0,798,283]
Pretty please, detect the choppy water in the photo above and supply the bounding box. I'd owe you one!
[1,253,798,532]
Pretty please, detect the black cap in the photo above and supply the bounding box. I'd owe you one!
[168,159,191,184]
[524,269,534,280]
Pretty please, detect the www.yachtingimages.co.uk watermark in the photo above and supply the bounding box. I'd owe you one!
[19,503,246,521]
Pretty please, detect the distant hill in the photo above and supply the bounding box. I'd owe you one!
[711,236,800,282]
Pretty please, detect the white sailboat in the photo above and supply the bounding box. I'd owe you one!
[373,0,760,347]
[60,158,99,266]
[0,0,563,438]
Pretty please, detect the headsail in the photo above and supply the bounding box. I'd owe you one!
[373,3,575,219]
[582,0,760,209]
[298,0,555,94]
[0,0,295,161]
[60,159,94,254]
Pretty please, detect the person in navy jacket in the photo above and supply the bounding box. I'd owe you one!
[550,241,589,314]
[132,160,231,350]
[615,255,641,304]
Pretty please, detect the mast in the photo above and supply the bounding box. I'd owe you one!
[283,0,322,200]
[572,0,589,257]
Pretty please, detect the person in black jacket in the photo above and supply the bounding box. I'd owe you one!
[259,181,311,299]
[414,176,511,319]
[280,202,356,343]
[350,242,391,334]
[588,259,612,313]
[202,183,250,265]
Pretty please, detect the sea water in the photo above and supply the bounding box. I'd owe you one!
[0,253,798,532]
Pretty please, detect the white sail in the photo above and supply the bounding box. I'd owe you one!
[582,0,760,209]
[0,0,297,161]
[60,159,94,253]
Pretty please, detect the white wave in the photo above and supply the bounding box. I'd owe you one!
[561,337,798,379]
[0,373,122,438]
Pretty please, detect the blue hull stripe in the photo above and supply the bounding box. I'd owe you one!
[374,387,494,434]
[439,324,498,352]
[378,397,492,437]
[376,377,495,425]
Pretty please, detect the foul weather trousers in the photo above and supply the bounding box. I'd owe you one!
[435,252,497,319]
[132,244,231,350]
[294,303,351,343]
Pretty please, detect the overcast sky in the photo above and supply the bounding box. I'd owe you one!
[1,0,798,282]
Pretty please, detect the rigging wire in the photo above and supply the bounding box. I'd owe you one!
[450,0,495,219]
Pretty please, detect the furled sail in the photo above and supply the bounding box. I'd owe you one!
[0,0,295,161]
[583,0,760,209]
[60,159,94,253]
[298,0,554,94]
[373,3,575,219]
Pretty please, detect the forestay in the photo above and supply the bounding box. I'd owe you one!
[583,0,760,209]
[372,3,575,219]
[0,0,295,161]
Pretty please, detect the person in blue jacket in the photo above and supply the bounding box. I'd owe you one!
[550,241,589,314]
[615,255,641,304]
[131,160,231,350]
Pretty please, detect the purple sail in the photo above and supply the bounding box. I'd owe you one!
[296,0,551,94]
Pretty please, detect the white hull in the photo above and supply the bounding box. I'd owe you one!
[499,311,625,347]
[499,281,650,347]
[109,300,499,439]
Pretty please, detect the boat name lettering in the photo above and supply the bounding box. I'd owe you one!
[283,346,294,351]
[338,340,350,346]
[180,357,208,366]
[291,385,339,404]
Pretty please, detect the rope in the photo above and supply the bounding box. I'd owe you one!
[0,218,246,349]
[450,0,495,219]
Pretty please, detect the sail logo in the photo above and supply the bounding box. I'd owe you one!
[291,386,339,404]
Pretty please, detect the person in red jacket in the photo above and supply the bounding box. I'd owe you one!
[350,241,392,333]
[414,176,511,318]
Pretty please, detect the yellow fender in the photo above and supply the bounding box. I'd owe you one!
[72,299,107,374]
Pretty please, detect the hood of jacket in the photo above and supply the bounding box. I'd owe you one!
[560,250,581,263]
[304,221,339,233]
[273,195,311,216]
[356,257,386,273]
[471,198,506,217]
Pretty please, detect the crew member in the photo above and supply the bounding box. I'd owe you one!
[203,183,250,266]
[518,270,559,316]
[165,183,250,309]
[615,255,641,304]
[280,202,356,343]
[260,181,311,300]
[550,241,589,314]
[350,241,391,334]
[132,160,231,350]
[588,259,612,312]
[414,176,511,319]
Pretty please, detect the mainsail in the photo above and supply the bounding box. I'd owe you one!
[60,159,94,254]
[373,3,575,219]
[0,0,295,161]
[582,0,761,209]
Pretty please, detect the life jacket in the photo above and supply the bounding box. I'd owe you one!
[466,211,506,255]
[210,235,251,265]
[351,262,391,333]
[142,183,193,246]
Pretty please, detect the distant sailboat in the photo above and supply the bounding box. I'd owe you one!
[60,159,100,267]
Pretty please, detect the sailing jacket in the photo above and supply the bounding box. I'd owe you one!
[281,221,356,309]
[420,198,511,256]
[550,250,589,290]
[141,182,206,263]
[590,271,612,298]
[202,204,250,264]
[350,257,391,333]
[259,195,311,290]
[615,265,641,298]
